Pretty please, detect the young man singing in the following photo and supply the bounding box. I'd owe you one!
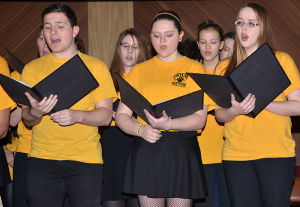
[21,3,116,207]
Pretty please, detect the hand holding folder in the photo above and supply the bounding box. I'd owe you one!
[0,54,99,113]
[188,42,291,118]
[116,73,204,124]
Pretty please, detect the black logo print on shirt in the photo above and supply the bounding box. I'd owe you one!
[172,73,187,88]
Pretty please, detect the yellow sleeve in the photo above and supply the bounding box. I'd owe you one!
[0,56,16,110]
[278,52,300,96]
[92,61,117,104]
[20,63,37,87]
[188,63,216,108]
[10,70,21,81]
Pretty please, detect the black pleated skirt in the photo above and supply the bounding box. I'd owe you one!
[123,131,207,199]
[100,126,137,201]
[0,146,11,188]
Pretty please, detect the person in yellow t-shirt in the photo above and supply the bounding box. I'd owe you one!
[116,11,215,207]
[20,3,116,207]
[215,3,300,207]
[100,28,151,207]
[195,20,231,207]
[11,25,82,207]
[0,56,16,207]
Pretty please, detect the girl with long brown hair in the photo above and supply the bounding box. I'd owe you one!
[215,3,300,207]
[100,28,151,207]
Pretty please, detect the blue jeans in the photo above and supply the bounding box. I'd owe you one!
[195,163,231,207]
[26,157,103,207]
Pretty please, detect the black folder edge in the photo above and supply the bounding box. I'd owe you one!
[187,72,242,107]
[0,54,99,113]
[226,42,291,117]
[46,54,99,113]
[116,73,204,124]
[5,48,25,74]
[0,74,42,106]
[116,73,153,124]
[188,42,291,118]
[187,73,253,117]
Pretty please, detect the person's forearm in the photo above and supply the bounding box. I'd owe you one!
[171,112,207,131]
[115,113,141,136]
[265,100,300,116]
[21,107,43,127]
[10,106,22,127]
[76,107,112,126]
[0,126,8,139]
[3,146,14,168]
[0,108,11,138]
[215,107,237,123]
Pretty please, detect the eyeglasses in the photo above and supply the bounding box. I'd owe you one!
[120,43,139,51]
[235,21,260,28]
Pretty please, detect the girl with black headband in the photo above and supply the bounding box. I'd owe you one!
[116,10,215,207]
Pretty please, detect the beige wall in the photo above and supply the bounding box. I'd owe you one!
[88,2,134,68]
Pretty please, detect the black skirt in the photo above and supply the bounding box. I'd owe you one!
[100,126,137,201]
[123,131,207,199]
[0,146,11,188]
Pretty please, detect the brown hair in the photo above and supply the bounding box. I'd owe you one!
[223,3,275,76]
[197,19,224,42]
[110,28,151,92]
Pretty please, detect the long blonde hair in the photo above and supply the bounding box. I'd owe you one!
[223,3,275,76]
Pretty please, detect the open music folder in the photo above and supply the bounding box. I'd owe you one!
[116,73,203,124]
[0,54,99,113]
[5,48,25,74]
[188,42,291,118]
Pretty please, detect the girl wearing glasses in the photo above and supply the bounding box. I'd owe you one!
[215,3,300,207]
[100,28,151,207]
[116,11,214,207]
[195,20,231,207]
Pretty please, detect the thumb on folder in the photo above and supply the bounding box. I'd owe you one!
[230,93,256,116]
[24,92,58,116]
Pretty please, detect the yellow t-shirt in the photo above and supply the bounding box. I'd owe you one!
[10,71,32,154]
[0,56,16,110]
[197,68,224,164]
[6,132,18,179]
[126,56,214,129]
[215,51,300,161]
[111,73,128,127]
[21,52,117,163]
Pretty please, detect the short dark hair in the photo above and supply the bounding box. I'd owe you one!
[41,2,77,28]
[224,31,235,40]
[178,39,202,61]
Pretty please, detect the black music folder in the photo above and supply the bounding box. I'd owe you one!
[188,42,291,118]
[5,49,25,74]
[0,54,99,113]
[116,73,203,124]
[113,99,120,112]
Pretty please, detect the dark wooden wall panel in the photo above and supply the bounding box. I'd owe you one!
[134,0,300,68]
[134,0,300,165]
[0,2,88,70]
